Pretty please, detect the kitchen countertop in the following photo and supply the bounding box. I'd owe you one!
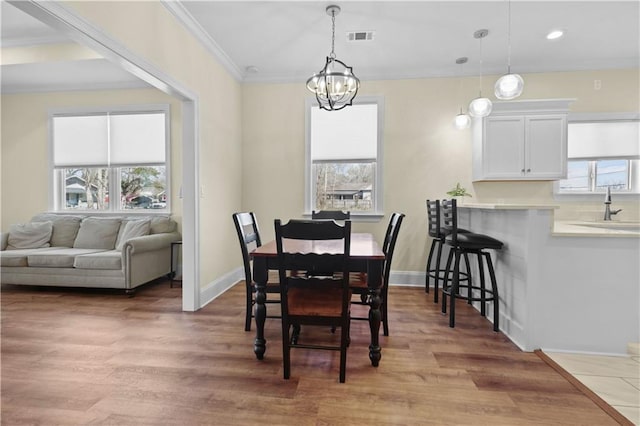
[457,202,558,210]
[553,220,640,237]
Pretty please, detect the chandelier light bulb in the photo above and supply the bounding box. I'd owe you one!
[495,73,524,100]
[468,97,493,118]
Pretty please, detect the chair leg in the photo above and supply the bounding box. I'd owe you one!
[476,252,487,317]
[462,252,473,304]
[441,249,454,313]
[484,252,500,332]
[282,322,291,380]
[433,240,443,303]
[449,249,461,328]
[425,239,436,293]
[339,320,349,383]
[245,284,253,331]
[381,286,389,337]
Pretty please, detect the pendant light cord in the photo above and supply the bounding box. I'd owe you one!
[507,0,512,73]
[330,10,336,59]
[479,36,484,97]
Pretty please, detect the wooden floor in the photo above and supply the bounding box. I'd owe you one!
[1,280,621,425]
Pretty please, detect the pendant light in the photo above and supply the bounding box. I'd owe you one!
[306,5,360,111]
[495,0,524,100]
[468,29,492,118]
[453,57,471,130]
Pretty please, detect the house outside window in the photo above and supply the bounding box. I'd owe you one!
[305,97,384,216]
[558,116,639,195]
[50,105,169,212]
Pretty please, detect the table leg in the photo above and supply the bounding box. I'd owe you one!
[252,257,267,360]
[367,260,383,367]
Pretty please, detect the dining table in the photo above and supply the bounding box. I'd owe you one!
[250,232,386,366]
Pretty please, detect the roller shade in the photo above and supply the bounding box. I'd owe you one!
[311,103,378,161]
[568,121,639,159]
[53,112,166,167]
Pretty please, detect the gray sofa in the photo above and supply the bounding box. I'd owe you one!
[1,213,181,294]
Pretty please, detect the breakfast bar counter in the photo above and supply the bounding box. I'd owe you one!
[455,203,639,355]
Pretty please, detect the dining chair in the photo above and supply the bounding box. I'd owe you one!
[311,210,351,220]
[440,199,503,331]
[349,212,404,336]
[232,212,280,331]
[274,218,352,383]
[425,200,472,303]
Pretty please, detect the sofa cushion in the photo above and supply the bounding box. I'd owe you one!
[74,250,122,270]
[150,216,177,234]
[31,214,83,247]
[1,247,64,267]
[74,217,122,250]
[7,222,53,250]
[115,219,151,250]
[28,248,106,268]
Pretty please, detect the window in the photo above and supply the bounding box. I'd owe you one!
[305,97,383,216]
[558,117,639,194]
[50,105,169,212]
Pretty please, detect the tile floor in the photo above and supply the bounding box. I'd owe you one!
[545,350,640,425]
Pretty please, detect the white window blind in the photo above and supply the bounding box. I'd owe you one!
[311,103,378,161]
[568,121,640,159]
[53,112,166,167]
[53,115,109,167]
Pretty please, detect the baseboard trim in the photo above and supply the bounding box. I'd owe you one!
[200,267,243,308]
[535,349,634,426]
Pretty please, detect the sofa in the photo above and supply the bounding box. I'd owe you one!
[1,213,181,294]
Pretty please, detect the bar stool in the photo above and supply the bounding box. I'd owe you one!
[425,199,471,303]
[440,199,503,331]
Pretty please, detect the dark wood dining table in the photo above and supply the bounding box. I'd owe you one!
[250,232,386,366]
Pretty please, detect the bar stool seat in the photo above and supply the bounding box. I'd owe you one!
[440,199,503,332]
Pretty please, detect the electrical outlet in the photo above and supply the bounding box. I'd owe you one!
[594,79,602,90]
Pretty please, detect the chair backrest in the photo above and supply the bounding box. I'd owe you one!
[311,210,351,220]
[381,213,405,283]
[426,200,441,239]
[441,199,458,245]
[232,212,262,284]
[274,219,352,317]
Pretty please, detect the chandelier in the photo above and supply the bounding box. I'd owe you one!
[306,5,360,111]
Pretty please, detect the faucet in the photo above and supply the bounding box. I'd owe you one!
[604,186,622,221]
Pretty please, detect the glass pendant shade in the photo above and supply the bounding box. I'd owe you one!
[306,56,360,111]
[468,97,493,118]
[454,112,471,129]
[495,73,524,100]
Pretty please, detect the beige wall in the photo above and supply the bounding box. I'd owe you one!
[1,88,182,230]
[242,69,640,273]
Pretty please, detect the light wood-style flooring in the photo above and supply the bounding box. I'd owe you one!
[1,280,625,425]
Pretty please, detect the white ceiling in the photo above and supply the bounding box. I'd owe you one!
[2,1,639,93]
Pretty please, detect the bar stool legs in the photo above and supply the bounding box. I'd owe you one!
[426,238,472,304]
[442,248,499,332]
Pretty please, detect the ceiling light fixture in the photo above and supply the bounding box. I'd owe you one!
[454,57,471,130]
[306,5,360,111]
[495,0,524,100]
[468,29,492,118]
[546,29,565,40]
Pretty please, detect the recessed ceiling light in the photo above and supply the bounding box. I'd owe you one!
[546,30,564,40]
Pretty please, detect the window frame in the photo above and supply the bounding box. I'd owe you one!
[554,112,640,200]
[49,104,171,214]
[304,95,384,219]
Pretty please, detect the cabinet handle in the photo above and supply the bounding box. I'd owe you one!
[527,168,531,172]
[521,169,525,173]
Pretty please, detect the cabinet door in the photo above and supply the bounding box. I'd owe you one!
[525,115,567,179]
[483,116,526,179]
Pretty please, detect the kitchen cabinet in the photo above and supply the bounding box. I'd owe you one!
[471,99,574,181]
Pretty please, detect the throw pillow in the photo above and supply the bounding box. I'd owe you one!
[115,219,151,250]
[73,217,122,250]
[7,221,53,250]
[31,214,83,247]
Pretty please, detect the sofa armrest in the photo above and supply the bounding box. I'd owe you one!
[123,232,181,254]
[1,232,8,251]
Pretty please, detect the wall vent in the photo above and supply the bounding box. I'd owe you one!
[346,31,375,42]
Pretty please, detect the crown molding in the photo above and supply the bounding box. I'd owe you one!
[161,0,243,82]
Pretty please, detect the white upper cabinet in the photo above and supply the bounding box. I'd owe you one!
[472,99,574,181]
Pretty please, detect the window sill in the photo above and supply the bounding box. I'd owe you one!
[302,212,385,222]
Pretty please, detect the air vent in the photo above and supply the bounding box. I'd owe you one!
[346,31,375,42]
